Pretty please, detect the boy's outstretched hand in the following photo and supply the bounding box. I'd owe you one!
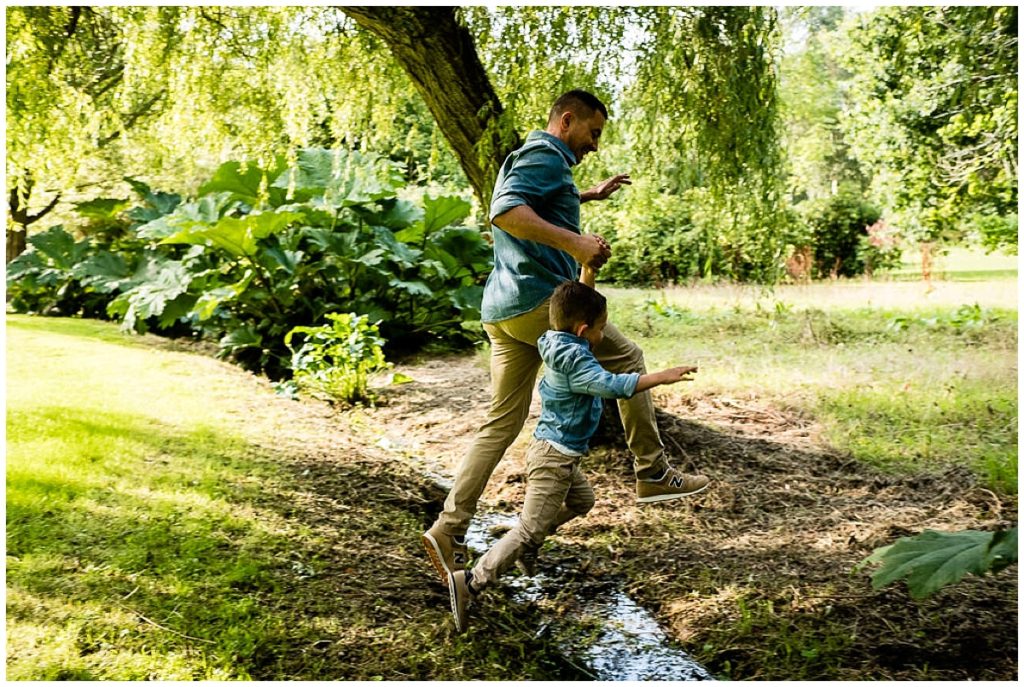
[660,366,698,383]
[634,365,698,394]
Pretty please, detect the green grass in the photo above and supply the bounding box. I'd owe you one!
[603,278,1018,493]
[5,315,585,680]
[885,245,1018,281]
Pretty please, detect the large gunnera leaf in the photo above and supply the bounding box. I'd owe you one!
[861,528,1018,599]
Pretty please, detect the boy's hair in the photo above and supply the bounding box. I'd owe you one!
[548,89,609,124]
[550,280,607,332]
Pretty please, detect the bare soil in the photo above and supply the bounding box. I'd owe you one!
[356,352,1018,680]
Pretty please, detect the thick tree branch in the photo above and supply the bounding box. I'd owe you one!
[341,6,520,205]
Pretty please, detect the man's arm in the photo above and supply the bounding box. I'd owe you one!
[493,205,611,269]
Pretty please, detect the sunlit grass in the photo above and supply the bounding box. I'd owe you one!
[603,277,1018,493]
[5,316,309,679]
[6,314,588,680]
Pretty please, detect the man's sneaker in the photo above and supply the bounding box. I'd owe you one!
[516,542,540,576]
[636,468,710,503]
[422,523,468,587]
[449,569,475,633]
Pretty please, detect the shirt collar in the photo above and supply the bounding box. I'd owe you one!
[526,130,578,166]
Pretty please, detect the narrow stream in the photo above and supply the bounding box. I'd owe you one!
[394,444,713,680]
[464,511,714,681]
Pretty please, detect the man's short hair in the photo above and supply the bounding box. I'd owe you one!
[550,280,607,332]
[548,89,609,125]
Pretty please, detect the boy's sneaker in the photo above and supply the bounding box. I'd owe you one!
[636,468,710,503]
[422,524,468,587]
[449,569,475,633]
[517,542,540,576]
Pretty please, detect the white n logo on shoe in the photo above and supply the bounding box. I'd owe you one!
[670,476,684,488]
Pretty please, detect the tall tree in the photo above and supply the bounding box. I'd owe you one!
[838,6,1018,248]
[341,7,518,205]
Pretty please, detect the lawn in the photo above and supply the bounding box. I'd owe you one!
[5,316,580,680]
[5,270,1017,680]
[604,275,1018,493]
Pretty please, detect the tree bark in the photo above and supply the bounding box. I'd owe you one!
[7,171,61,262]
[341,6,519,206]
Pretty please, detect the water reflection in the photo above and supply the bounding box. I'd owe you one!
[465,511,714,681]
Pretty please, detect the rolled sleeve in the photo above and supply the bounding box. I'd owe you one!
[489,147,567,223]
[568,354,641,400]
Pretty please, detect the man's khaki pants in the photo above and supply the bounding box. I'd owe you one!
[472,439,594,588]
[437,297,666,536]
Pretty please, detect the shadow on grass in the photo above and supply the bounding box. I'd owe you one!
[580,405,1018,680]
[6,406,588,680]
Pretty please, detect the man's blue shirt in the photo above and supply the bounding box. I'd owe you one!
[483,131,581,323]
[533,330,640,454]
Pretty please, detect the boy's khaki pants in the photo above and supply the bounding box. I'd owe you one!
[472,439,594,588]
[437,297,666,537]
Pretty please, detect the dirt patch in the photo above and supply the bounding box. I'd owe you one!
[346,352,1017,680]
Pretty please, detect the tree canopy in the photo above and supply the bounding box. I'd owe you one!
[7,5,1017,272]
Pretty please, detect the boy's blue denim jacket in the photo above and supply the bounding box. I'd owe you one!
[482,131,581,323]
[533,330,641,454]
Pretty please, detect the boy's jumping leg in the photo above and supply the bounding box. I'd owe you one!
[449,440,584,632]
[423,301,549,586]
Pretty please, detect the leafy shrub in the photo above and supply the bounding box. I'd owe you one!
[7,149,493,378]
[6,179,179,319]
[284,313,389,405]
[860,527,1017,598]
[595,187,710,285]
[970,212,1018,255]
[799,189,882,278]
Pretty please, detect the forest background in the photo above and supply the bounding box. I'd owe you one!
[7,6,1017,373]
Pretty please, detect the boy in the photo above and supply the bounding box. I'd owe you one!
[448,271,709,632]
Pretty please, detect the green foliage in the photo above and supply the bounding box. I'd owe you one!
[779,8,867,206]
[860,527,1018,599]
[6,149,492,377]
[799,189,882,278]
[5,226,105,316]
[285,313,389,405]
[971,213,1018,256]
[838,6,1017,245]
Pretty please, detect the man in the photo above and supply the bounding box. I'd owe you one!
[423,89,709,586]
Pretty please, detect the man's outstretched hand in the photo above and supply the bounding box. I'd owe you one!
[582,174,632,202]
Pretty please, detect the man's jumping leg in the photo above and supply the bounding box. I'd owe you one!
[594,322,709,502]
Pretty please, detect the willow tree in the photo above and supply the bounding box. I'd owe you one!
[6,6,454,256]
[9,6,785,277]
[346,6,787,280]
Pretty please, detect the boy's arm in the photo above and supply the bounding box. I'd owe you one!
[633,366,698,394]
[580,264,597,288]
[566,353,641,400]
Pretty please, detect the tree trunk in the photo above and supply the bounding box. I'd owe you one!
[6,227,27,263]
[6,171,61,262]
[341,6,520,206]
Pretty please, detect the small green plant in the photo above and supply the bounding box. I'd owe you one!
[859,527,1018,599]
[284,313,390,405]
[640,297,697,322]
